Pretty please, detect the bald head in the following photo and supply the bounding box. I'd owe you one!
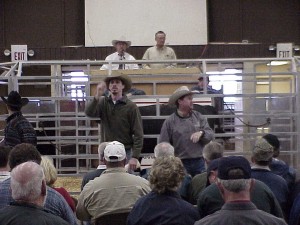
[154,142,175,158]
[11,161,45,203]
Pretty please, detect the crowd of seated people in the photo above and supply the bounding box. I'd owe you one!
[0,133,300,225]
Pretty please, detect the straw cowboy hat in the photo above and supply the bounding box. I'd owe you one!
[1,91,29,108]
[112,36,131,47]
[168,86,194,105]
[104,74,132,93]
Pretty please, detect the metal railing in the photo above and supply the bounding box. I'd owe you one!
[0,57,299,175]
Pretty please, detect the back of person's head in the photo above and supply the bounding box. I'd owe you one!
[252,138,273,166]
[10,161,45,203]
[40,156,57,186]
[149,156,185,194]
[206,158,220,186]
[7,105,21,112]
[104,141,126,167]
[154,142,174,158]
[203,141,224,163]
[0,146,11,168]
[262,134,280,157]
[98,142,109,161]
[217,156,252,193]
[9,143,42,170]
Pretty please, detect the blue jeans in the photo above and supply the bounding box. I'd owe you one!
[125,149,132,161]
[181,157,205,177]
[126,149,136,174]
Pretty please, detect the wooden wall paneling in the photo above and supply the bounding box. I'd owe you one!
[0,0,300,63]
[242,0,300,44]
[3,0,64,47]
[63,0,85,46]
[208,0,243,42]
[0,1,5,48]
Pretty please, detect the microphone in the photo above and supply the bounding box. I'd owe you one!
[118,53,125,69]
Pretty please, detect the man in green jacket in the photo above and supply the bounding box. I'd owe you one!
[85,74,143,171]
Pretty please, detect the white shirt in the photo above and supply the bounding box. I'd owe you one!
[100,52,139,70]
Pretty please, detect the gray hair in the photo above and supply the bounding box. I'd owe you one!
[203,141,224,162]
[98,142,109,161]
[11,161,45,202]
[218,178,251,193]
[154,142,174,158]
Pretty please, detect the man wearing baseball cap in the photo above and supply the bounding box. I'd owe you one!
[251,138,289,218]
[195,156,287,225]
[159,86,214,177]
[76,141,151,223]
[263,134,296,190]
[0,91,36,147]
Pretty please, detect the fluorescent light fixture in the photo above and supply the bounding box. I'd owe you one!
[257,81,270,85]
[267,61,289,66]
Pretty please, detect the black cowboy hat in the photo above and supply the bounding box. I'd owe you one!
[1,91,29,108]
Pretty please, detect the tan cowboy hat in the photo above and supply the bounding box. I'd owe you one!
[1,91,29,108]
[104,74,132,93]
[112,36,131,47]
[168,86,194,105]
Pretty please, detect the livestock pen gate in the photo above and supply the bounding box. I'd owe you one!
[0,57,300,176]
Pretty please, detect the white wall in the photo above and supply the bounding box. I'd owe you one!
[85,0,207,47]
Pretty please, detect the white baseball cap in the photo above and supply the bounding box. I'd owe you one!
[104,141,126,162]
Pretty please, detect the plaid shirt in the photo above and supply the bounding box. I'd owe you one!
[4,112,37,147]
[0,178,78,225]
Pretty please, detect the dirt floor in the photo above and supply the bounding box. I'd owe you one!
[55,176,82,198]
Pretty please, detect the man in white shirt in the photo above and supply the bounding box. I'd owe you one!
[142,31,177,69]
[100,37,139,70]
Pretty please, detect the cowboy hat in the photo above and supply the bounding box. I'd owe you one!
[104,74,132,93]
[112,36,131,47]
[1,91,29,108]
[168,86,194,105]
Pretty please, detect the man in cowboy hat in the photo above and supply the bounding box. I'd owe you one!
[85,74,143,171]
[100,36,139,70]
[0,91,37,147]
[159,86,214,177]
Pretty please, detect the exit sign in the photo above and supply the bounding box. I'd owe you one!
[276,43,293,58]
[11,45,28,62]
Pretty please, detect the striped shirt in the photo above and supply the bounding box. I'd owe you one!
[4,112,37,147]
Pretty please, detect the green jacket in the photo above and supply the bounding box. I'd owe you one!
[85,96,143,159]
[197,180,283,219]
